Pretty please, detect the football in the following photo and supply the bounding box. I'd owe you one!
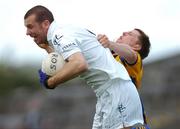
[41,52,65,76]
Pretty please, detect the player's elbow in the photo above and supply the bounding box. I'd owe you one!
[125,52,138,64]
[78,60,88,73]
[70,58,88,74]
[68,52,88,73]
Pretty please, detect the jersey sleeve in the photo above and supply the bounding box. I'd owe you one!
[53,34,81,60]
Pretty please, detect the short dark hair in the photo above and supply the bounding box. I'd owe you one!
[135,28,151,59]
[24,5,54,23]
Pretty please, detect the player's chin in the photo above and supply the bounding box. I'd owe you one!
[34,38,39,43]
[34,39,42,45]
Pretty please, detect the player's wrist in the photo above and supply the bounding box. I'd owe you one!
[109,41,115,50]
[46,78,56,89]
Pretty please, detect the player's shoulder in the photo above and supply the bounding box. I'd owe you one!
[60,24,85,33]
[136,53,142,64]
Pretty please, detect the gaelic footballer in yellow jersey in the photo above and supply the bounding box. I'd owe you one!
[114,52,143,89]
[97,29,151,127]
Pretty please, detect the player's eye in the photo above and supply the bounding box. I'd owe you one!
[27,24,33,29]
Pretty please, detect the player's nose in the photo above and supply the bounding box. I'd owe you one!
[123,32,127,36]
[26,29,31,36]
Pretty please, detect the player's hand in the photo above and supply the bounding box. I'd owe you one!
[38,69,54,89]
[97,34,110,48]
[36,42,48,49]
[37,43,54,53]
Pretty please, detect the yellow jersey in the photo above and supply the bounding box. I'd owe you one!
[114,53,143,89]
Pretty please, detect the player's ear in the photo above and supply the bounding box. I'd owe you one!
[133,42,142,51]
[42,20,50,29]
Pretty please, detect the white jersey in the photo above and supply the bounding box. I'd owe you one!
[47,21,144,128]
[47,21,131,91]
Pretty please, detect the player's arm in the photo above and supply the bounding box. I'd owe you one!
[97,34,137,64]
[47,52,88,88]
[109,43,137,64]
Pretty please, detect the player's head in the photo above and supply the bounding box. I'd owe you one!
[116,29,151,59]
[134,28,151,59]
[24,5,54,45]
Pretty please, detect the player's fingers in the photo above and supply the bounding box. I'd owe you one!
[101,43,109,48]
[37,43,49,49]
[97,35,106,43]
[97,34,104,41]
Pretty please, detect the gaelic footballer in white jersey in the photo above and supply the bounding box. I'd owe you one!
[46,21,144,129]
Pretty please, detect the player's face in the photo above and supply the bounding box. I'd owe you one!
[116,29,140,47]
[24,14,49,45]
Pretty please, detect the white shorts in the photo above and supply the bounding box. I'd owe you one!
[92,79,144,129]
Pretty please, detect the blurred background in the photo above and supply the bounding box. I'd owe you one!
[0,0,180,129]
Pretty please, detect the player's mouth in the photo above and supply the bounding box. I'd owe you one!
[30,34,39,43]
[116,36,122,43]
[34,37,38,43]
[119,36,123,40]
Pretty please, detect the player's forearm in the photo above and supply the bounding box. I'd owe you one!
[109,42,137,63]
[47,57,88,88]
